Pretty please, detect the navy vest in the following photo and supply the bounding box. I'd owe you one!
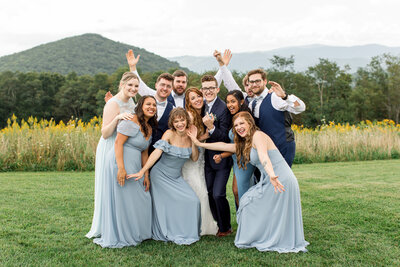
[257,94,294,151]
[151,102,174,149]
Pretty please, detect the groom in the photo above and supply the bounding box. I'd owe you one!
[201,75,233,236]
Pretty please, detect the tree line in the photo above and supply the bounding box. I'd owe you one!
[1,54,399,129]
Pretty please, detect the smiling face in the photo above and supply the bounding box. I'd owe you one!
[233,116,250,138]
[155,78,173,100]
[142,97,157,119]
[172,116,187,133]
[173,76,187,96]
[226,95,243,115]
[188,91,203,111]
[201,81,219,103]
[121,78,139,97]
[248,73,267,96]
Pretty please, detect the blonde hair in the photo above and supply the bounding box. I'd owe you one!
[119,72,139,92]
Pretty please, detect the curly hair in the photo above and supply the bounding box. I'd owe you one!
[134,96,158,138]
[168,107,190,131]
[185,87,205,138]
[232,111,258,170]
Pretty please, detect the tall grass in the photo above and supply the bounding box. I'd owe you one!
[1,115,400,171]
[294,119,400,163]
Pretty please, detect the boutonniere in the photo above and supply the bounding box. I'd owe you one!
[209,113,217,121]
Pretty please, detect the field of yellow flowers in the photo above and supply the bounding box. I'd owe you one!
[1,115,400,171]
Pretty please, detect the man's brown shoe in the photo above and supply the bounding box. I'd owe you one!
[216,229,233,237]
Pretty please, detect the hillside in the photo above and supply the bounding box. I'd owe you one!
[169,44,400,73]
[0,33,184,75]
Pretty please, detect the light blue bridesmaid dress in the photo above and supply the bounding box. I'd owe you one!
[234,148,309,253]
[150,140,201,245]
[229,130,255,202]
[86,97,135,238]
[93,120,152,248]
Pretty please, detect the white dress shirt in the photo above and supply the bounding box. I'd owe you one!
[250,89,306,118]
[171,91,185,108]
[155,99,167,121]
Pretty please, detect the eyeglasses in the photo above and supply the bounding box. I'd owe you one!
[201,86,217,92]
[159,83,172,89]
[248,79,262,85]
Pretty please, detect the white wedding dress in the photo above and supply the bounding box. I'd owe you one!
[182,147,218,235]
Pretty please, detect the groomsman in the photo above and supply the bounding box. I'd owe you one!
[247,69,306,167]
[201,75,233,237]
[126,49,226,108]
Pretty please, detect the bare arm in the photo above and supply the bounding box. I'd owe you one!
[253,131,285,193]
[141,148,150,191]
[101,101,133,139]
[115,133,129,186]
[187,127,235,153]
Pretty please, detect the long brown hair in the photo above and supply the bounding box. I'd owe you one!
[232,111,258,169]
[134,96,158,138]
[185,87,205,138]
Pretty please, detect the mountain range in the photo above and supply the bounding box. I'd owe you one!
[1,33,400,75]
[0,34,184,75]
[169,44,400,73]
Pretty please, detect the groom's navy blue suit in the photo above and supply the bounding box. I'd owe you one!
[204,97,232,233]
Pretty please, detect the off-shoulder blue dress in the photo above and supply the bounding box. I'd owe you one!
[150,140,201,245]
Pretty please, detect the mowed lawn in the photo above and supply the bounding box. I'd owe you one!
[1,160,399,266]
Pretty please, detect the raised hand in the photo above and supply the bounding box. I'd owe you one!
[222,49,232,66]
[213,50,224,66]
[104,91,113,103]
[117,168,127,186]
[268,81,286,98]
[117,112,134,121]
[270,176,285,193]
[126,49,140,71]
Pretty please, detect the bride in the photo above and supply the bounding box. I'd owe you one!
[182,87,218,235]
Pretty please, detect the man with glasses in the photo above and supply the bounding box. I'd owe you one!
[125,49,225,108]
[247,69,305,167]
[200,75,233,237]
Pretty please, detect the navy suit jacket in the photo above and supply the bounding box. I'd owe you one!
[167,94,185,108]
[204,97,232,170]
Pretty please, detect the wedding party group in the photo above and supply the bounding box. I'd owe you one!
[85,49,309,253]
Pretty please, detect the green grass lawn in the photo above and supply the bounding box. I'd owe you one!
[1,160,399,266]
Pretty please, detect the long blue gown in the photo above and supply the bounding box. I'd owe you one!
[86,97,135,238]
[93,120,152,248]
[150,140,201,245]
[234,148,309,253]
[229,130,255,202]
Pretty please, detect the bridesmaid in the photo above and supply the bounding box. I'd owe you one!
[128,108,201,245]
[86,72,138,239]
[225,90,255,206]
[93,96,157,248]
[187,111,309,253]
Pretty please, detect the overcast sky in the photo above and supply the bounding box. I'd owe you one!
[1,0,399,58]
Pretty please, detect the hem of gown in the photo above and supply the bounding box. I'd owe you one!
[85,230,100,239]
[153,236,199,245]
[93,238,144,248]
[235,241,309,253]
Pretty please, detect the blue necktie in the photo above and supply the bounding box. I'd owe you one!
[251,99,257,113]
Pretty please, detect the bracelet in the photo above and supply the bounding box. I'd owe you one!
[282,94,288,100]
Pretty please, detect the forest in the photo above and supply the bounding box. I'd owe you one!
[1,53,399,129]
